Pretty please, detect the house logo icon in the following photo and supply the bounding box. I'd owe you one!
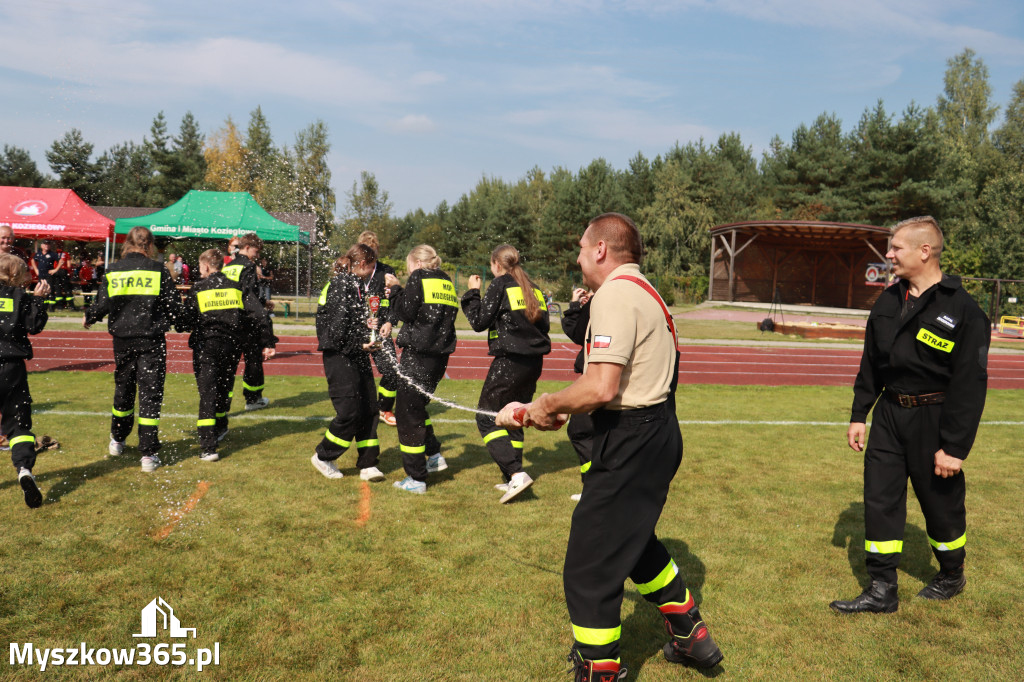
[133,597,197,639]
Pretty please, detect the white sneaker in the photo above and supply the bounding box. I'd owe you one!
[140,455,161,473]
[494,483,510,492]
[360,466,386,482]
[393,476,426,494]
[570,493,582,502]
[245,397,270,411]
[200,452,220,462]
[311,454,343,479]
[109,437,125,456]
[499,471,534,504]
[426,453,448,472]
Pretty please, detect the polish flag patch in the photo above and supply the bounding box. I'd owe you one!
[592,335,612,348]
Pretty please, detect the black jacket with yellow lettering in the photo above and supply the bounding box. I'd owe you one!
[178,271,276,350]
[389,269,458,356]
[316,271,372,358]
[851,274,990,459]
[460,274,550,357]
[222,253,260,301]
[85,252,181,339]
[0,285,48,360]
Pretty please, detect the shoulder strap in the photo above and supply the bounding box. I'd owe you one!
[612,275,677,348]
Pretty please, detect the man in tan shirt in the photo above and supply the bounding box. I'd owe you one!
[498,213,723,681]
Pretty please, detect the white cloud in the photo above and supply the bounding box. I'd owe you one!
[502,106,715,149]
[390,114,437,133]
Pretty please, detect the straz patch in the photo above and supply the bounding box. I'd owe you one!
[935,313,958,330]
[917,327,954,353]
[0,297,13,313]
[106,270,160,296]
[592,335,612,349]
[422,278,458,307]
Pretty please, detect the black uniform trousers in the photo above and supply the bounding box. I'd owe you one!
[235,341,265,405]
[475,354,543,481]
[1,360,36,472]
[316,351,381,469]
[396,349,448,482]
[567,412,594,483]
[193,338,235,453]
[111,336,166,456]
[371,337,400,412]
[564,399,691,663]
[864,398,967,583]
[52,270,73,309]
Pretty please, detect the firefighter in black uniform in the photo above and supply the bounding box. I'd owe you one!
[84,226,182,472]
[831,216,990,614]
[385,244,458,494]
[311,244,386,483]
[177,249,277,462]
[32,241,60,310]
[461,244,550,503]
[0,254,49,508]
[222,233,273,411]
[561,287,592,502]
[497,213,723,681]
[356,231,400,427]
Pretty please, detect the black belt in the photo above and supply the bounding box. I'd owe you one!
[884,390,945,408]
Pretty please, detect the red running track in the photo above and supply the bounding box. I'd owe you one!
[25,331,1024,389]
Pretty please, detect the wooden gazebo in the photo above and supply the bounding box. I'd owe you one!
[709,221,892,310]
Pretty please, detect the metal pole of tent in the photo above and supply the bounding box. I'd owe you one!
[294,241,300,318]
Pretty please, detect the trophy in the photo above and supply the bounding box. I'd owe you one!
[367,295,382,350]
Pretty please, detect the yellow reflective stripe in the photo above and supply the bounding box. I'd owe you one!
[378,386,397,398]
[138,417,159,426]
[380,299,390,308]
[865,539,904,554]
[0,297,14,313]
[106,270,161,296]
[636,559,679,595]
[318,282,330,305]
[929,533,966,551]
[422,277,458,307]
[9,435,35,448]
[197,419,216,427]
[580,461,592,474]
[483,429,509,444]
[916,328,954,353]
[222,264,244,282]
[112,407,134,418]
[488,329,498,340]
[242,381,264,391]
[506,286,547,311]
[215,412,227,418]
[571,624,621,646]
[424,418,432,426]
[228,391,234,398]
[325,430,351,448]
[197,287,243,313]
[400,444,426,454]
[510,440,523,449]
[356,439,380,448]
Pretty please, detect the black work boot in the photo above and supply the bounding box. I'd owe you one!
[662,607,724,669]
[917,566,966,600]
[829,580,898,614]
[567,648,627,681]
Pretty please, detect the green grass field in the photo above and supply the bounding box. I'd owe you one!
[2,372,1022,680]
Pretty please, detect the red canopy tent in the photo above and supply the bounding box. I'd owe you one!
[0,186,114,241]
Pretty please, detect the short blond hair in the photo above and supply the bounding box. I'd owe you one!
[199,249,224,271]
[892,216,943,257]
[0,253,28,286]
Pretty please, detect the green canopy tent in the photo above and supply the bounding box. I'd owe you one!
[114,190,312,301]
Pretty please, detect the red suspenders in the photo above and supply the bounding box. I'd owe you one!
[612,274,678,348]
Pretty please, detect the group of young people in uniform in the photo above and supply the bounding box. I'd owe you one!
[2,212,990,681]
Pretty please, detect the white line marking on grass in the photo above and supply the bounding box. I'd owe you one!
[34,410,1024,426]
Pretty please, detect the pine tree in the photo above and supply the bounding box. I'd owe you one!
[45,129,101,202]
[0,145,47,187]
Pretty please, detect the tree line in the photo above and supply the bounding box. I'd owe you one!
[3,49,1023,301]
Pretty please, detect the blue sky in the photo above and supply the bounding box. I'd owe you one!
[2,0,1023,216]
